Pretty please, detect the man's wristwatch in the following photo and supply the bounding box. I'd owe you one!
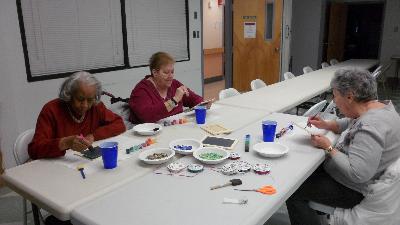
[325,145,334,154]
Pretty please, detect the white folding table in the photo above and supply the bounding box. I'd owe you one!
[2,104,270,222]
[71,113,338,225]
[215,59,379,112]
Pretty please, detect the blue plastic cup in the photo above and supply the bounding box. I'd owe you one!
[100,142,118,169]
[194,105,207,124]
[262,120,277,142]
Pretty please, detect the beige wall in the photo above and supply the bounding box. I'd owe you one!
[203,0,223,49]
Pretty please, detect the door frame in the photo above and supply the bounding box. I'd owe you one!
[224,0,292,87]
[224,0,234,88]
[281,0,292,80]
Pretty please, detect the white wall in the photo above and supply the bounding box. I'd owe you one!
[291,0,326,75]
[0,0,203,169]
[202,0,223,49]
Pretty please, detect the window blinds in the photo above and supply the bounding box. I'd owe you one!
[19,0,189,80]
[125,0,189,66]
[20,0,124,77]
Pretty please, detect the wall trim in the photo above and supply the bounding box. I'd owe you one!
[204,75,224,84]
[204,48,224,55]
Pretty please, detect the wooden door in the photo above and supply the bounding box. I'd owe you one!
[326,3,347,62]
[233,0,282,92]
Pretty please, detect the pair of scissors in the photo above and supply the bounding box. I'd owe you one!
[234,185,276,195]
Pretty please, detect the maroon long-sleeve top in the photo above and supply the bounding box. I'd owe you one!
[129,75,203,124]
[28,99,126,159]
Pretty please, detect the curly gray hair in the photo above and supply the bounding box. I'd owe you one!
[59,71,102,103]
[330,69,377,102]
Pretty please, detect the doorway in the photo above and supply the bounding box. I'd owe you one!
[323,1,384,62]
[232,0,283,92]
[203,0,226,100]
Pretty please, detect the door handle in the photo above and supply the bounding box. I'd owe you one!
[275,47,280,52]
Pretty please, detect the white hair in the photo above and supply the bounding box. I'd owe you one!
[58,71,102,103]
[330,69,377,102]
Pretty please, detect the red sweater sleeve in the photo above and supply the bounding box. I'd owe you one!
[92,103,126,140]
[129,87,170,123]
[28,105,65,159]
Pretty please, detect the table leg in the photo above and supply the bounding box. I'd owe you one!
[31,203,41,225]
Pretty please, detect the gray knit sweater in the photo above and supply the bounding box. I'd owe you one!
[324,101,400,195]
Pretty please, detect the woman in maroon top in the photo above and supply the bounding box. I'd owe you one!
[129,52,205,124]
[28,71,126,160]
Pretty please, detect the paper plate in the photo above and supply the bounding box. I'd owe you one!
[253,142,289,158]
[193,147,229,165]
[133,123,162,136]
[139,148,175,165]
[169,139,202,155]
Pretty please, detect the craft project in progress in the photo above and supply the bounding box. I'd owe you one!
[201,123,232,135]
[183,98,214,113]
[82,146,102,160]
[292,121,313,135]
[201,136,238,150]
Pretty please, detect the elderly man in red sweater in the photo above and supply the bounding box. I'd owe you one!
[28,71,126,160]
[129,52,206,124]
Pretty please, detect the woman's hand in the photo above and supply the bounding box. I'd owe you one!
[174,85,189,102]
[308,115,329,129]
[310,134,331,150]
[84,134,94,145]
[71,137,90,152]
[59,135,90,152]
[205,100,213,109]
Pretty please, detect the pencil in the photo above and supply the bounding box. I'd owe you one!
[305,112,320,129]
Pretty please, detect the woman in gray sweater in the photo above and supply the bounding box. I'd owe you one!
[286,69,400,225]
